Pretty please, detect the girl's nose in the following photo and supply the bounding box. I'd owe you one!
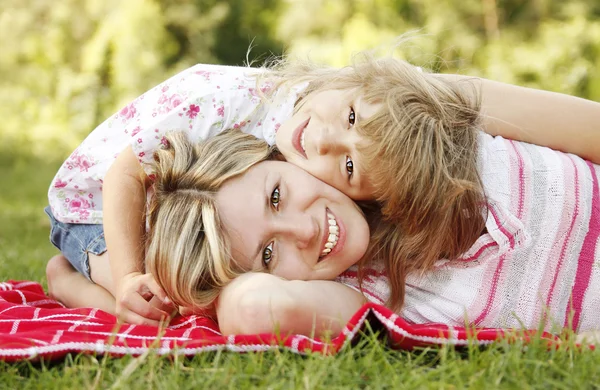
[277,214,319,249]
[315,131,342,155]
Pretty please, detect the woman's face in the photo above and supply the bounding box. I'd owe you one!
[215,160,370,281]
[275,88,381,201]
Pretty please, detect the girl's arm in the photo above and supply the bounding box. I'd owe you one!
[216,272,366,337]
[103,146,171,326]
[437,74,600,163]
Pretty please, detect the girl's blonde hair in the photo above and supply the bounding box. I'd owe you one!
[145,129,275,310]
[262,53,486,311]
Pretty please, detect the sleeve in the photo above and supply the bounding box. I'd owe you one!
[105,64,264,174]
[335,268,387,306]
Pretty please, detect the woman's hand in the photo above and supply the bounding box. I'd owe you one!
[216,272,366,337]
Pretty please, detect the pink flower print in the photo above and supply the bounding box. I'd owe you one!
[233,120,247,129]
[187,104,200,119]
[119,103,137,120]
[131,126,142,137]
[274,123,281,133]
[158,93,184,113]
[70,153,94,172]
[217,105,225,117]
[78,209,90,220]
[160,136,169,147]
[138,152,145,158]
[68,197,91,213]
[169,94,183,109]
[137,138,143,144]
[194,70,214,80]
[261,83,273,94]
[161,85,169,92]
[248,88,257,97]
[54,179,68,188]
[88,193,94,199]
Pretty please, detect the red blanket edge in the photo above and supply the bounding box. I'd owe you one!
[0,280,568,362]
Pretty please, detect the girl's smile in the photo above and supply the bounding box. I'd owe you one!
[292,117,310,159]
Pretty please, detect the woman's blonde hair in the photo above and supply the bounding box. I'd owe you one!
[145,129,275,310]
[262,53,486,311]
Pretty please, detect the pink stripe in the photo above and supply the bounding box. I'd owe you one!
[458,241,497,262]
[545,156,579,314]
[509,141,525,218]
[472,255,506,326]
[566,161,600,330]
[488,204,515,249]
[471,143,525,325]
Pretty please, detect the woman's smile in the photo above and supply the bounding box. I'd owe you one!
[215,160,369,281]
[318,208,344,261]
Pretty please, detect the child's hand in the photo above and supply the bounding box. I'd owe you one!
[115,271,172,326]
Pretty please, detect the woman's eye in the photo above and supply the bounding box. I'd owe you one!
[262,242,274,267]
[348,107,356,127]
[270,186,280,210]
[346,156,354,178]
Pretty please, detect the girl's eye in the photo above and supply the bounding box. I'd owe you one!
[345,156,354,178]
[262,242,274,267]
[348,107,356,127]
[270,186,280,210]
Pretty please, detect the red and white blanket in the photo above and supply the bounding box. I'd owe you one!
[0,280,558,362]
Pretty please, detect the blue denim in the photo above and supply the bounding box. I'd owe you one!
[44,206,107,282]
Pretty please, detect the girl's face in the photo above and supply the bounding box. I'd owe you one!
[275,88,381,200]
[215,160,370,281]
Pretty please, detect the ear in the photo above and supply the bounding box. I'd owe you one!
[269,148,286,162]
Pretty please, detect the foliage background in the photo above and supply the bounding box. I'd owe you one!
[2,0,600,158]
[1,1,600,385]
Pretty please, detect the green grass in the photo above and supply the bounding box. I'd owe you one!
[2,145,600,389]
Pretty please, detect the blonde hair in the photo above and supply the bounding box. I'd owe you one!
[262,53,486,311]
[145,129,275,310]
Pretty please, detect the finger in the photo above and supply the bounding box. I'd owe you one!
[148,295,177,314]
[139,274,171,304]
[120,311,163,327]
[122,293,170,322]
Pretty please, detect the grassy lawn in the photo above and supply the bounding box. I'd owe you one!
[1,145,600,389]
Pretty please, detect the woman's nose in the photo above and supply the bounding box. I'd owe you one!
[278,215,319,249]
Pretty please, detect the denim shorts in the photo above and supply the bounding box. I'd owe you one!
[44,206,107,282]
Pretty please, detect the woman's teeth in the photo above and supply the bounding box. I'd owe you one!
[320,212,339,257]
[300,128,306,154]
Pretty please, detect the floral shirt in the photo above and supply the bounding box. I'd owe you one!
[48,64,305,223]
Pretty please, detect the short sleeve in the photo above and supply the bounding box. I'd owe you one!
[107,64,265,174]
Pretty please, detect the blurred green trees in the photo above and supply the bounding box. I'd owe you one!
[1,0,599,156]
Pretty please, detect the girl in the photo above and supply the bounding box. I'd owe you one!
[46,52,600,326]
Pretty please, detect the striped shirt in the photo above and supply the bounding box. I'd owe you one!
[338,133,600,333]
